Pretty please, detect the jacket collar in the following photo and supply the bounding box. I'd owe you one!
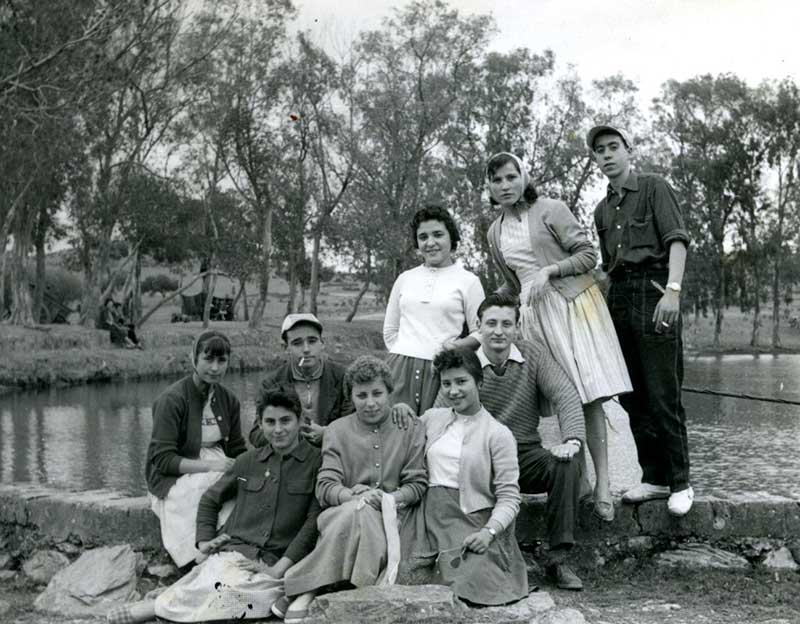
[257,436,312,462]
[477,344,525,369]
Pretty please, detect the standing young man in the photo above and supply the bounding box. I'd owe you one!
[249,313,352,448]
[587,124,693,516]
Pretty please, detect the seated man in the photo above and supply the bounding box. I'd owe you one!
[435,292,586,591]
[250,313,352,448]
[109,386,321,624]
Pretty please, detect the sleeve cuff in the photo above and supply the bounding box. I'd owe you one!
[662,230,690,248]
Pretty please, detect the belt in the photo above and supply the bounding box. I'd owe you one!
[610,262,667,277]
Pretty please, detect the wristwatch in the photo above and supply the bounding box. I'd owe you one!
[666,282,682,293]
[483,526,497,539]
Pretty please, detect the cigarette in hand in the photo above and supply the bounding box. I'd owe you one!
[650,280,666,294]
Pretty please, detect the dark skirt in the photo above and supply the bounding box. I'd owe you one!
[424,487,528,606]
[385,354,439,416]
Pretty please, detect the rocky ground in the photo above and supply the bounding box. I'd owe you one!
[1,550,798,624]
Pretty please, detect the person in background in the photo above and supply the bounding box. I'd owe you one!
[99,297,137,349]
[384,204,485,415]
[109,386,321,624]
[249,313,352,448]
[146,330,247,567]
[588,124,693,516]
[419,347,528,606]
[485,151,631,522]
[113,301,143,349]
[274,356,427,623]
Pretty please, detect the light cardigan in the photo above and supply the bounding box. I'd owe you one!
[383,263,485,360]
[487,198,597,301]
[421,406,521,533]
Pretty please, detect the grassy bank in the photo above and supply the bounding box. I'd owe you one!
[0,319,385,394]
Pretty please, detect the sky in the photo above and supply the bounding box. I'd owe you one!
[292,0,800,108]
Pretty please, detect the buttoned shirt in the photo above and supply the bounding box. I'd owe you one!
[593,172,690,274]
[196,438,322,565]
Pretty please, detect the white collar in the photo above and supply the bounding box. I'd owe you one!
[477,343,525,369]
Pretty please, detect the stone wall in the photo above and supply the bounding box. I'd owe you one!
[2,484,798,560]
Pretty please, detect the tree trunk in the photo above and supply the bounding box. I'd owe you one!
[249,202,273,328]
[750,265,761,348]
[299,286,306,313]
[241,278,249,321]
[309,227,322,315]
[771,255,781,349]
[203,271,217,329]
[713,250,725,348]
[137,272,208,328]
[33,206,47,323]
[8,215,36,325]
[286,257,297,316]
[132,251,142,323]
[346,249,371,322]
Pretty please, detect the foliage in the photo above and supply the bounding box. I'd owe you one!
[141,273,180,297]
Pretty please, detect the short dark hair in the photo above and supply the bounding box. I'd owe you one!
[345,355,394,397]
[256,385,302,420]
[410,204,461,251]
[433,347,483,386]
[486,153,538,206]
[477,292,521,323]
[193,330,231,362]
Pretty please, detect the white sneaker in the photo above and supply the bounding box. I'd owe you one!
[667,486,694,516]
[622,483,670,503]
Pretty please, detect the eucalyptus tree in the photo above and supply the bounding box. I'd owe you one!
[350,0,494,295]
[653,74,758,347]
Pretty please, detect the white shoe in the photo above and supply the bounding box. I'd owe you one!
[667,486,694,516]
[622,483,670,503]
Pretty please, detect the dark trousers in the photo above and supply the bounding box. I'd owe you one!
[517,442,581,550]
[607,270,690,491]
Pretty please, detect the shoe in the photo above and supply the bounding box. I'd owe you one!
[285,608,309,623]
[545,563,583,591]
[593,499,615,522]
[271,595,290,619]
[621,483,670,503]
[667,486,694,516]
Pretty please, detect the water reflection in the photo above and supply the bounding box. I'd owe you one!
[1,355,799,499]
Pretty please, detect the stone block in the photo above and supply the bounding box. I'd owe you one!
[304,585,469,624]
[537,608,586,624]
[34,544,139,617]
[763,547,799,571]
[0,553,13,570]
[655,543,750,570]
[22,549,70,584]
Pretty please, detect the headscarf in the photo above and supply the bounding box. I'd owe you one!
[486,151,530,189]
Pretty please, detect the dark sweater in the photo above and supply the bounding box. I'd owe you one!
[145,375,247,498]
[196,439,322,564]
[249,359,353,447]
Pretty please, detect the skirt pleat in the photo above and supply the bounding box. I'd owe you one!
[521,283,632,404]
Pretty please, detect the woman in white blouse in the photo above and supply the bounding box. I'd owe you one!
[383,205,485,415]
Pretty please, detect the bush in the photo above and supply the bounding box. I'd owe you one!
[142,273,180,297]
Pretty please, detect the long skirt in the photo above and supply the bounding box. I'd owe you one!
[385,353,439,415]
[154,551,282,622]
[521,283,632,404]
[149,446,234,567]
[284,494,421,596]
[424,487,528,606]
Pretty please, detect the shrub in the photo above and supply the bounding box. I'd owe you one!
[142,273,180,297]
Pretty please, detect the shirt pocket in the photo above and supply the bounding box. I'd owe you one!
[242,477,266,492]
[628,217,654,249]
[286,479,314,495]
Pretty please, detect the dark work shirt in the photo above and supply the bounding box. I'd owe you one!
[196,438,322,565]
[593,172,690,274]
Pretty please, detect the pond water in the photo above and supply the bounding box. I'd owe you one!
[1,355,799,499]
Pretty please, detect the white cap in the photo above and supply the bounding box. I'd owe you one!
[586,125,632,150]
[280,313,323,341]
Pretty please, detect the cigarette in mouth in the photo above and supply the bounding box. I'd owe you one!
[299,357,305,367]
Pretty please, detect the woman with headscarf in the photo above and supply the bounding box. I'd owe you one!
[484,152,632,521]
[146,330,247,566]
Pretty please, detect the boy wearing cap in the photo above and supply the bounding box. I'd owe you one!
[249,313,352,448]
[587,125,694,516]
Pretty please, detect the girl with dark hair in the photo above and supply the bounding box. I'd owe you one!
[383,205,485,415]
[485,152,632,522]
[146,330,247,566]
[416,348,528,606]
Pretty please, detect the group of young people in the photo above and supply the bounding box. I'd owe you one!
[117,124,693,623]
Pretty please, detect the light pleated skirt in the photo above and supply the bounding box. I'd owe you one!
[154,551,283,622]
[520,283,632,404]
[149,446,234,567]
[385,353,439,416]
